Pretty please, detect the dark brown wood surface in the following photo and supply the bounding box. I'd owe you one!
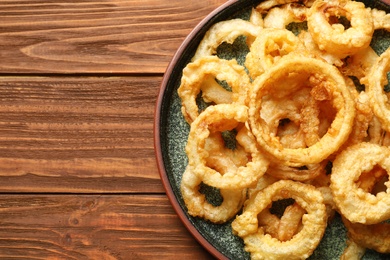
[0,0,227,258]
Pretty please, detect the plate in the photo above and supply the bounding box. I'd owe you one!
[154,1,390,259]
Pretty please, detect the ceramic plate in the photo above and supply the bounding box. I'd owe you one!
[154,1,390,259]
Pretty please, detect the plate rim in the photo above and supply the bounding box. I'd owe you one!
[154,1,243,259]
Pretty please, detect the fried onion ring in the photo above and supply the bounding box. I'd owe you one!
[248,54,355,166]
[371,8,390,31]
[366,48,390,133]
[254,0,300,13]
[232,180,327,260]
[245,28,301,79]
[180,166,246,224]
[342,217,390,254]
[307,0,374,58]
[186,104,269,189]
[191,19,261,61]
[263,3,308,29]
[178,56,250,123]
[330,142,390,224]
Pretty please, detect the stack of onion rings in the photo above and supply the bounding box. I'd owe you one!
[175,0,390,259]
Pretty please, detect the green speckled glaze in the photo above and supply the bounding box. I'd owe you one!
[157,0,390,259]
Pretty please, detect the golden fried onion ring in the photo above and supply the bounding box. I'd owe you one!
[180,166,246,224]
[371,8,390,31]
[307,0,374,59]
[191,19,262,61]
[186,104,269,189]
[366,48,390,133]
[248,54,355,166]
[254,0,300,13]
[232,180,327,260]
[330,142,390,225]
[178,56,250,123]
[245,28,301,79]
[263,3,308,29]
[342,217,390,254]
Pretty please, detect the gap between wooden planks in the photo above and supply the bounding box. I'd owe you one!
[0,76,162,193]
[0,194,214,259]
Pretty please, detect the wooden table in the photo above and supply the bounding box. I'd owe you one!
[0,1,227,258]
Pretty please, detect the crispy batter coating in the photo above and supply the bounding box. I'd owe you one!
[192,19,262,61]
[232,180,327,260]
[263,3,308,29]
[248,54,355,167]
[342,216,390,253]
[366,48,390,133]
[178,56,250,123]
[186,104,269,190]
[331,142,390,224]
[245,28,301,79]
[307,0,374,58]
[180,166,246,224]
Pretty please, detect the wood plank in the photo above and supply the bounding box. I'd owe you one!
[0,0,227,74]
[0,194,214,259]
[0,76,165,193]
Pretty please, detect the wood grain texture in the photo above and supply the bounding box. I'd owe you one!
[0,0,230,257]
[0,76,164,193]
[0,0,227,74]
[0,195,214,259]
